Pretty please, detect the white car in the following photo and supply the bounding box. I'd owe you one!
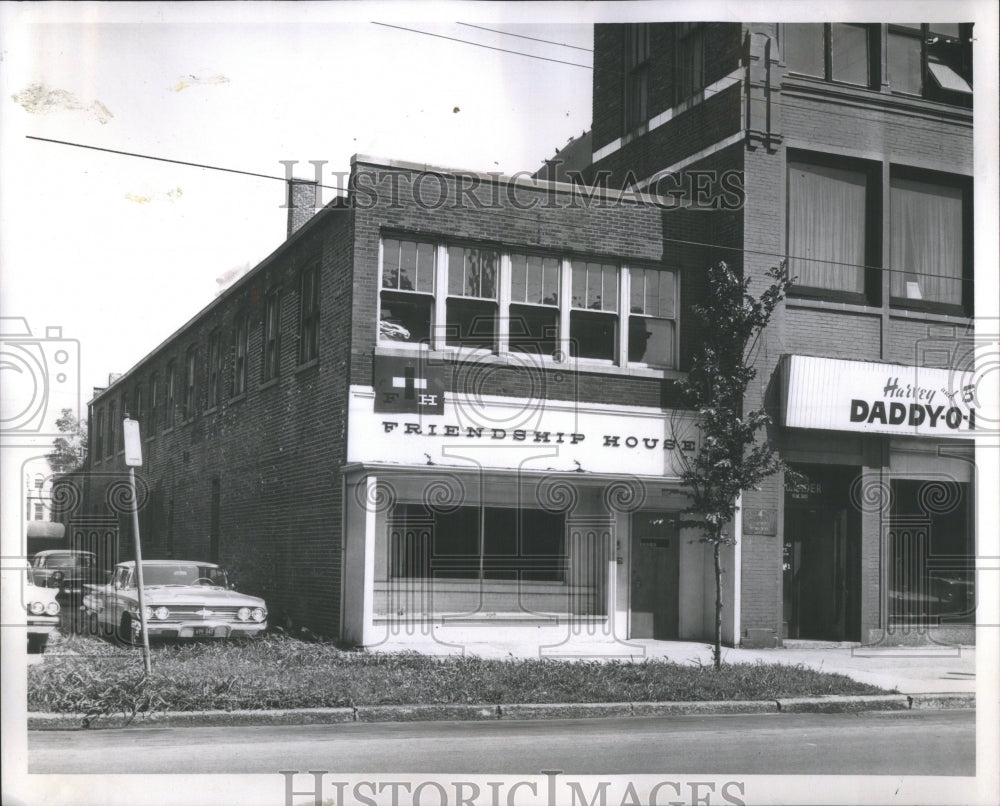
[22,562,61,653]
[83,560,267,643]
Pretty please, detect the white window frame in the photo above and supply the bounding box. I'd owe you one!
[377,234,680,371]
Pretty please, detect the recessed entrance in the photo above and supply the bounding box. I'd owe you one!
[629,511,680,639]
[783,465,861,642]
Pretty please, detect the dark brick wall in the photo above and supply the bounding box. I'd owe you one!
[83,208,354,638]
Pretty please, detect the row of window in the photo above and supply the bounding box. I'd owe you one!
[785,23,973,104]
[787,154,972,312]
[92,263,321,459]
[621,22,972,134]
[379,236,680,369]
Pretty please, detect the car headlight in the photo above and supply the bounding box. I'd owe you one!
[28,601,45,615]
[237,607,251,621]
[143,607,154,620]
[45,601,60,616]
[251,608,265,623]
[154,607,169,620]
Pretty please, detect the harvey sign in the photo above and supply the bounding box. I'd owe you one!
[781,355,977,438]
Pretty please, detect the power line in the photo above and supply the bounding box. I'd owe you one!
[370,22,592,69]
[26,134,970,284]
[25,135,349,195]
[456,22,593,52]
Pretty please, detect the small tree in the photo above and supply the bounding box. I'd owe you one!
[47,407,88,472]
[678,260,795,668]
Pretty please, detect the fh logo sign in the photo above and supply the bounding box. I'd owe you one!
[373,355,444,414]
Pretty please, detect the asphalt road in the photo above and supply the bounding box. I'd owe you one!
[29,709,974,776]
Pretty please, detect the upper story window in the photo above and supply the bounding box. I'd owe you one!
[262,292,281,382]
[105,400,116,458]
[207,330,223,409]
[887,23,972,104]
[889,170,971,312]
[624,23,650,130]
[446,246,499,350]
[119,391,129,443]
[675,22,706,102]
[233,314,249,396]
[165,360,177,429]
[93,407,105,461]
[380,237,436,345]
[298,263,321,365]
[570,260,619,361]
[787,155,877,302]
[510,253,560,356]
[378,235,679,371]
[149,374,160,434]
[183,346,198,420]
[785,23,875,89]
[788,152,972,313]
[132,385,143,427]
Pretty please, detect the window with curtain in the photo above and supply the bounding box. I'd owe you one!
[624,23,650,130]
[889,175,965,307]
[675,23,706,103]
[787,159,868,296]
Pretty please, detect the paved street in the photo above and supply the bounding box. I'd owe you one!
[30,709,974,775]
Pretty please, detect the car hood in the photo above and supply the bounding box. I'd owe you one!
[131,586,266,608]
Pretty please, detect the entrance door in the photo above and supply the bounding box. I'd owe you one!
[630,511,680,639]
[783,508,859,640]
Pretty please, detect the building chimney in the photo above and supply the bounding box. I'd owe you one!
[287,178,320,239]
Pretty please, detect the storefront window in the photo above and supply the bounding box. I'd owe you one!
[381,502,608,617]
[887,479,974,625]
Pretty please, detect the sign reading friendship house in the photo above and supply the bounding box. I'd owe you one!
[782,355,978,439]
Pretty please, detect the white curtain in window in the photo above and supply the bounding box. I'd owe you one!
[890,177,963,305]
[788,162,867,293]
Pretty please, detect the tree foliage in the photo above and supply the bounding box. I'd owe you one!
[677,260,796,666]
[47,407,88,472]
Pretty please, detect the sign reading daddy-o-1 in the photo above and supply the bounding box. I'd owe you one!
[782,355,977,438]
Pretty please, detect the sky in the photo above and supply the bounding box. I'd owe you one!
[0,4,602,434]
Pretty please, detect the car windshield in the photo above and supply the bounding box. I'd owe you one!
[139,564,228,587]
[40,554,92,569]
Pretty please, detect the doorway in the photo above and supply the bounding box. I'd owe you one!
[629,511,680,639]
[784,508,861,640]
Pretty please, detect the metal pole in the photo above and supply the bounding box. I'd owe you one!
[129,466,152,675]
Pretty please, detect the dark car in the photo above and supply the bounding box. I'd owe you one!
[30,550,103,603]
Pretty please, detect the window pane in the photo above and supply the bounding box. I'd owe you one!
[509,304,558,357]
[511,254,527,302]
[830,24,869,86]
[785,24,825,77]
[382,239,399,288]
[657,271,675,318]
[416,243,435,293]
[380,291,432,343]
[571,262,587,307]
[629,316,675,367]
[602,265,619,311]
[446,298,497,349]
[888,31,923,94]
[928,23,960,37]
[890,177,964,305]
[569,310,617,361]
[541,258,559,305]
[399,241,417,291]
[630,269,646,313]
[888,480,973,625]
[787,161,867,294]
[586,263,603,309]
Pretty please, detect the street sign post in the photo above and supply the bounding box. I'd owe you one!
[123,417,151,675]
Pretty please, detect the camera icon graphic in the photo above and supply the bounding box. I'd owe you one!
[0,317,81,440]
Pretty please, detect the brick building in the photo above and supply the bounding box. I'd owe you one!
[74,21,977,650]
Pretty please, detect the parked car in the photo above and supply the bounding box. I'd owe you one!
[82,560,267,643]
[21,561,61,653]
[30,550,102,603]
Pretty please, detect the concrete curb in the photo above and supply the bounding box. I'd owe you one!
[27,692,974,730]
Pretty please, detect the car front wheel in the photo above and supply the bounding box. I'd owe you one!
[117,614,138,647]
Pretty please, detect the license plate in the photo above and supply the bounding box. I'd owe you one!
[193,627,214,636]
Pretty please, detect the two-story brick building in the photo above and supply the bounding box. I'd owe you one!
[73,21,978,651]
